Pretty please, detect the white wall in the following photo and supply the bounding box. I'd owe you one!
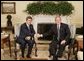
[1,1,83,32]
[68,1,83,26]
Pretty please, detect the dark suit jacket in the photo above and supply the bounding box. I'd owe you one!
[43,23,71,44]
[19,23,35,40]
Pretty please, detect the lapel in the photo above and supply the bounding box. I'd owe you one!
[25,23,30,31]
[60,23,63,34]
[60,23,62,31]
[54,24,57,34]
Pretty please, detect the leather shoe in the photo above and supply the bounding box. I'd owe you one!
[26,55,31,58]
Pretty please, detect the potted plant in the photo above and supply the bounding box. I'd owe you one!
[25,1,74,25]
[25,1,74,15]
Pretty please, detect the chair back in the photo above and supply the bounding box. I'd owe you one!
[69,25,76,38]
[14,23,21,37]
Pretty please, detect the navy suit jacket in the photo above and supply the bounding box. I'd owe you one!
[19,23,35,41]
[43,23,71,44]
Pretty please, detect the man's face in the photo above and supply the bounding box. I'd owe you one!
[55,17,61,25]
[26,19,32,25]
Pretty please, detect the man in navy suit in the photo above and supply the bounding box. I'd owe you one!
[18,16,35,58]
[38,16,71,60]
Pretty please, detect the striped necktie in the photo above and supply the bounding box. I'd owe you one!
[57,25,60,41]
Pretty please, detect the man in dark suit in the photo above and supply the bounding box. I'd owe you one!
[18,16,35,58]
[37,16,71,60]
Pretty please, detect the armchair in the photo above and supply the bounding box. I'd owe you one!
[64,25,78,60]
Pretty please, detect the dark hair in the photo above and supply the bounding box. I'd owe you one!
[26,16,32,21]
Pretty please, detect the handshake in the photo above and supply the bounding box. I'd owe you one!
[25,33,43,40]
[35,33,43,38]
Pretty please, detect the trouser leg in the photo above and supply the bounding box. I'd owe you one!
[50,41,58,60]
[26,40,34,57]
[57,44,66,57]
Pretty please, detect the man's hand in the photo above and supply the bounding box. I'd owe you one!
[61,40,66,45]
[35,33,43,38]
[25,36,31,40]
